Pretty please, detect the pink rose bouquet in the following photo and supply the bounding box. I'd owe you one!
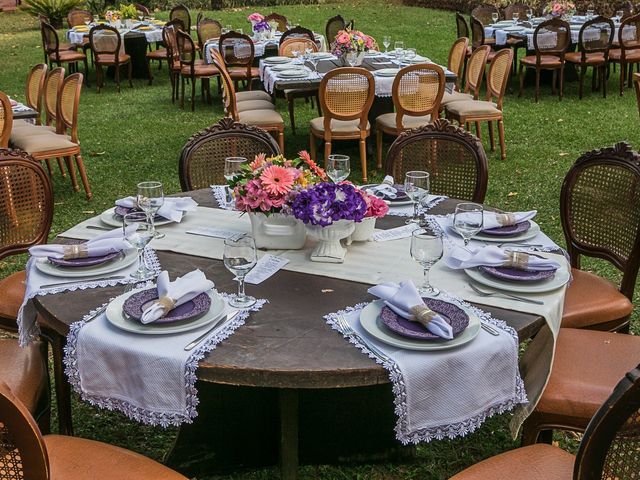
[247,12,264,23]
[360,191,389,218]
[332,29,377,58]
[543,1,576,16]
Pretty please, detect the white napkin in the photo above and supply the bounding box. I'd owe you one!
[444,245,561,271]
[141,270,214,324]
[115,196,198,223]
[28,225,135,259]
[367,281,454,339]
[365,175,398,200]
[481,210,536,230]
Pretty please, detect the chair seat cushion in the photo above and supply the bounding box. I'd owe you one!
[376,112,432,131]
[237,90,272,102]
[50,50,86,62]
[520,54,563,66]
[12,132,78,154]
[441,91,474,105]
[146,48,167,59]
[0,339,48,415]
[449,444,574,480]
[44,434,189,480]
[562,268,633,329]
[96,53,131,64]
[535,328,640,424]
[11,125,56,143]
[180,64,219,76]
[565,51,606,65]
[60,42,78,51]
[238,109,284,126]
[0,270,25,321]
[228,66,260,78]
[310,117,370,133]
[237,99,276,112]
[609,48,640,61]
[445,99,500,116]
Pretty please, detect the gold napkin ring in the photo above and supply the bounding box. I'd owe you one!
[504,251,529,270]
[409,305,437,328]
[496,213,516,226]
[62,244,89,260]
[156,296,176,312]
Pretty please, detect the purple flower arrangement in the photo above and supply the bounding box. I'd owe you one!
[290,182,367,227]
[253,20,271,33]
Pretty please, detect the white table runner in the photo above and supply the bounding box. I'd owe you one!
[67,26,163,46]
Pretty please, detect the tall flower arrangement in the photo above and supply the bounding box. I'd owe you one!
[290,182,368,226]
[332,29,377,58]
[543,1,576,16]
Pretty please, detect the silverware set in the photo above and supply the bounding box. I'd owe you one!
[469,282,544,305]
[335,315,391,364]
[184,310,240,351]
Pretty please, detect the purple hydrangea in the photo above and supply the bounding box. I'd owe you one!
[253,20,271,32]
[290,182,367,226]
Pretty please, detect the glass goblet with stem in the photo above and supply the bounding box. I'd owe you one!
[410,228,443,296]
[122,212,155,280]
[405,47,416,64]
[526,8,533,22]
[512,12,519,25]
[394,40,404,66]
[404,171,429,224]
[326,154,350,183]
[137,181,165,239]
[224,156,247,206]
[383,35,391,53]
[223,235,257,308]
[491,12,499,24]
[616,10,624,23]
[453,202,484,247]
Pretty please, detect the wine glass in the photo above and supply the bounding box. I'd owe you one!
[512,12,519,25]
[616,10,624,23]
[137,181,165,239]
[586,8,594,20]
[224,157,247,206]
[223,235,257,308]
[394,40,404,65]
[410,228,443,296]
[122,212,155,280]
[404,171,429,224]
[405,47,416,64]
[383,35,391,53]
[453,202,484,247]
[491,12,499,24]
[526,9,533,22]
[326,154,350,182]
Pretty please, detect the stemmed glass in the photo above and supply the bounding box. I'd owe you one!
[405,47,416,64]
[453,202,484,247]
[526,8,533,22]
[137,181,165,239]
[616,10,624,24]
[326,154,350,182]
[224,157,247,206]
[394,41,404,66]
[122,212,155,280]
[404,171,429,224]
[586,8,594,20]
[383,35,391,53]
[410,228,443,296]
[512,12,519,25]
[223,235,257,308]
[491,12,499,24]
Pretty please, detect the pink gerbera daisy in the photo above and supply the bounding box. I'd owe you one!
[250,153,266,171]
[260,165,295,195]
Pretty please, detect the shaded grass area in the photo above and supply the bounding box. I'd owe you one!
[0,1,637,478]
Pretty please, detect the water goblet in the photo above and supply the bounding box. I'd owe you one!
[326,154,350,182]
[616,10,624,23]
[224,156,247,205]
[137,181,165,239]
[491,12,499,24]
[405,47,416,64]
[453,202,484,247]
[122,212,155,280]
[223,235,257,308]
[526,9,533,22]
[586,9,594,20]
[512,12,519,25]
[404,171,429,224]
[410,228,443,296]
[394,40,404,66]
[383,35,391,53]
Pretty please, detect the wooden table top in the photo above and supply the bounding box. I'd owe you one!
[34,190,544,390]
[12,107,38,120]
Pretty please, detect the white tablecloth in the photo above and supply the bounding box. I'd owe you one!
[486,24,634,47]
[67,25,163,45]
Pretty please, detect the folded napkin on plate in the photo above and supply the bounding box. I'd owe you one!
[115,196,198,223]
[365,175,398,199]
[481,210,536,230]
[444,245,560,271]
[9,98,17,106]
[29,225,135,259]
[141,270,215,324]
[368,281,453,339]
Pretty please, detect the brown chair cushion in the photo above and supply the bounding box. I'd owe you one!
[0,339,48,415]
[376,112,432,131]
[60,42,78,51]
[44,434,189,479]
[562,268,633,329]
[96,53,131,64]
[228,66,261,79]
[535,328,640,425]
[310,117,370,134]
[237,90,273,102]
[146,48,167,59]
[520,54,563,66]
[50,50,86,62]
[237,99,276,112]
[180,64,219,76]
[441,91,474,105]
[0,270,26,321]
[564,51,606,65]
[445,99,500,116]
[449,444,574,480]
[12,132,78,154]
[609,48,640,61]
[487,49,498,62]
[483,38,496,45]
[238,109,284,126]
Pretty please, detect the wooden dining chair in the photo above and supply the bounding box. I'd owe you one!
[634,72,640,116]
[135,3,150,17]
[280,25,316,46]
[448,37,469,92]
[470,16,497,53]
[264,12,288,32]
[40,21,89,83]
[209,48,273,105]
[565,17,614,99]
[218,31,261,91]
[471,3,500,25]
[162,20,183,103]
[169,3,191,32]
[89,24,132,93]
[197,17,222,56]
[66,8,92,28]
[609,13,640,96]
[441,45,490,108]
[385,119,488,202]
[309,67,375,182]
[326,14,346,45]
[176,29,219,111]
[0,92,13,148]
[16,64,48,126]
[179,117,280,190]
[452,362,640,479]
[518,18,571,101]
[446,48,513,159]
[375,64,445,169]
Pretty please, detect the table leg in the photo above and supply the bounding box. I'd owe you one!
[42,328,74,435]
[279,388,299,480]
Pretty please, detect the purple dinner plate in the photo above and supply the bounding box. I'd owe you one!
[122,288,212,324]
[481,220,531,237]
[48,251,121,268]
[479,265,557,282]
[114,205,165,221]
[388,184,409,202]
[380,298,469,341]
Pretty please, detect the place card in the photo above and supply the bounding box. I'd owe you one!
[245,254,289,284]
[185,226,243,239]
[373,223,420,242]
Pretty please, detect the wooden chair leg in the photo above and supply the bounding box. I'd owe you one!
[96,65,102,93]
[535,68,541,102]
[323,139,332,167]
[191,76,196,111]
[376,128,383,170]
[64,156,79,192]
[488,121,495,152]
[287,96,296,135]
[56,158,66,177]
[83,58,89,87]
[115,63,121,93]
[309,132,317,160]
[475,121,481,141]
[44,159,54,177]
[620,62,626,96]
[579,64,585,99]
[278,129,284,154]
[75,154,92,200]
[551,69,557,95]
[559,65,565,100]
[602,66,608,98]
[498,118,506,160]
[359,137,368,183]
[128,62,133,88]
[147,57,154,85]
[181,76,186,109]
[518,63,525,97]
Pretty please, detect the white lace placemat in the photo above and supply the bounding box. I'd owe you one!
[326,293,526,444]
[18,248,161,346]
[64,292,266,427]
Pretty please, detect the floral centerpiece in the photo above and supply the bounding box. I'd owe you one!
[252,20,271,39]
[332,29,377,66]
[105,9,121,22]
[247,12,264,23]
[347,189,389,244]
[543,1,576,17]
[118,3,137,19]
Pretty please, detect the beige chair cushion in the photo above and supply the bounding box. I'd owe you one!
[12,119,38,128]
[11,125,56,143]
[237,100,276,112]
[376,112,432,131]
[238,109,284,126]
[0,338,48,416]
[441,91,474,105]
[12,132,78,153]
[309,117,370,133]
[446,100,500,116]
[237,90,272,102]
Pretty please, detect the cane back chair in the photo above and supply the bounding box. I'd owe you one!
[209,48,273,105]
[448,37,469,92]
[89,24,132,93]
[162,20,184,103]
[179,118,280,191]
[169,3,191,32]
[219,31,261,90]
[326,14,346,45]
[19,64,48,126]
[471,16,497,54]
[280,26,316,46]
[66,9,92,28]
[471,3,500,25]
[609,13,640,96]
[385,119,488,203]
[176,30,218,111]
[197,17,223,55]
[441,45,490,107]
[0,92,13,148]
[264,12,288,33]
[40,22,88,82]
[504,2,531,20]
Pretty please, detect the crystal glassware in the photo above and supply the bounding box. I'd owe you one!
[137,181,165,239]
[616,10,624,23]
[394,40,404,66]
[223,235,257,308]
[512,12,519,25]
[326,154,350,182]
[453,202,484,246]
[410,228,443,296]
[405,48,416,64]
[122,212,155,280]
[586,9,594,20]
[223,156,247,206]
[491,12,499,23]
[526,9,533,22]
[404,171,429,224]
[383,35,391,53]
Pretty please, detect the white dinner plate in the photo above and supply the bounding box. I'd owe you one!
[99,207,174,228]
[464,254,571,294]
[278,69,309,78]
[106,288,226,335]
[263,56,291,64]
[360,184,415,206]
[493,20,515,27]
[271,64,304,72]
[359,299,481,351]
[309,52,333,58]
[504,26,525,32]
[447,220,541,243]
[374,68,400,77]
[34,248,138,278]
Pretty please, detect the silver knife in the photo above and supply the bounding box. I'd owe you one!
[184,310,240,351]
[40,275,127,289]
[86,225,114,231]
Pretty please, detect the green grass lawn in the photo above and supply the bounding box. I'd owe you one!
[0,1,638,478]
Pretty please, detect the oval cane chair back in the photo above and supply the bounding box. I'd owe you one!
[319,67,375,131]
[279,37,318,57]
[391,64,445,131]
[89,24,122,58]
[219,31,255,68]
[532,18,571,60]
[385,119,488,202]
[169,4,191,32]
[280,26,315,46]
[264,13,288,33]
[66,9,93,28]
[176,29,197,73]
[455,12,470,39]
[56,73,83,141]
[25,64,48,123]
[162,21,181,68]
[0,92,12,148]
[0,150,53,260]
[326,14,346,44]
[43,67,64,127]
[471,3,500,25]
[486,48,513,109]
[504,2,531,20]
[179,118,280,191]
[197,18,222,51]
[619,13,640,58]
[465,45,490,97]
[135,3,150,17]
[470,16,490,49]
[577,16,614,58]
[560,142,640,301]
[448,37,469,91]
[210,48,238,119]
[40,22,59,59]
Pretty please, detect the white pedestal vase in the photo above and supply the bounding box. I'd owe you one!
[306,220,355,263]
[345,217,376,245]
[249,212,306,250]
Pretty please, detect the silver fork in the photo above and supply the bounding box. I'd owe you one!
[335,315,392,364]
[84,281,142,323]
[469,282,544,305]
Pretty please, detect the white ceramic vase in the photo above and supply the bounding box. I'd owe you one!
[346,217,376,245]
[249,212,306,250]
[306,219,355,263]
